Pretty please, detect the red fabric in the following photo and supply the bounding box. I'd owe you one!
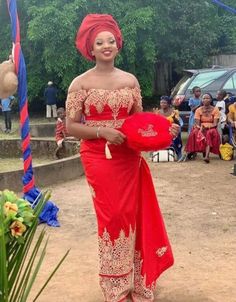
[55,119,67,142]
[185,127,220,154]
[81,139,173,291]
[136,158,174,285]
[121,112,172,151]
[76,14,123,61]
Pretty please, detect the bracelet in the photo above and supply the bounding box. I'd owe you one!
[96,126,101,138]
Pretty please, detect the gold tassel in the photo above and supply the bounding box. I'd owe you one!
[105,142,112,159]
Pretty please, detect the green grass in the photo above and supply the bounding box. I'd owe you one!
[0,158,52,173]
[0,115,52,139]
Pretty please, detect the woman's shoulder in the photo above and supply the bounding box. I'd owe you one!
[228,104,236,112]
[68,70,94,93]
[195,106,203,113]
[212,105,220,113]
[115,69,140,88]
[173,108,179,114]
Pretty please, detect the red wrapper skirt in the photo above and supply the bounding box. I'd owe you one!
[80,139,174,302]
[185,127,220,155]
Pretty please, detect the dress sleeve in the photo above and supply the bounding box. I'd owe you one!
[194,107,201,120]
[131,87,143,112]
[173,109,180,120]
[213,107,220,120]
[66,90,87,119]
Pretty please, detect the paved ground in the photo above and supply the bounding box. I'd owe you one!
[30,155,236,302]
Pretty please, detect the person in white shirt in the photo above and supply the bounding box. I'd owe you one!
[215,90,227,139]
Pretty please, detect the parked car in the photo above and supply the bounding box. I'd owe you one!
[171,66,236,130]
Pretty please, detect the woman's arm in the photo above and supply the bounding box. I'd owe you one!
[130,77,143,114]
[195,119,201,128]
[194,108,201,128]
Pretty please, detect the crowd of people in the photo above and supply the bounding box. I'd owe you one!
[153,87,236,163]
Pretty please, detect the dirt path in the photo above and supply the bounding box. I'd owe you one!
[30,156,236,302]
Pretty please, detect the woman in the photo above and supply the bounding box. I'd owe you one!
[227,101,236,146]
[154,96,183,159]
[66,14,179,302]
[185,93,220,163]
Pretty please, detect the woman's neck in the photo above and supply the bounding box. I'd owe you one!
[162,107,171,113]
[94,62,115,74]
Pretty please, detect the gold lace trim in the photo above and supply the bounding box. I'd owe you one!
[98,227,135,276]
[99,273,132,302]
[132,251,155,301]
[84,88,138,119]
[66,90,87,119]
[85,119,125,128]
[66,87,142,120]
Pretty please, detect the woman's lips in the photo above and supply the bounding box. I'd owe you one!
[102,51,112,56]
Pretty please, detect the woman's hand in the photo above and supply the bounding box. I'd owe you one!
[99,127,126,145]
[169,123,180,137]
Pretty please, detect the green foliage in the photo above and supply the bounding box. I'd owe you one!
[0,190,69,302]
[0,0,235,100]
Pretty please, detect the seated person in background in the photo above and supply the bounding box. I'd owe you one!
[219,134,234,161]
[55,107,71,158]
[227,101,236,146]
[225,92,236,115]
[154,96,182,159]
[184,93,220,163]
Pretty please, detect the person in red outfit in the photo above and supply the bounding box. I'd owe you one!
[66,14,179,302]
[185,93,220,163]
[55,107,69,158]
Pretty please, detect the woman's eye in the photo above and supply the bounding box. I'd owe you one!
[109,40,115,44]
[96,41,103,45]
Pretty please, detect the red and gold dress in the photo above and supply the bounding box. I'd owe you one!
[66,87,174,302]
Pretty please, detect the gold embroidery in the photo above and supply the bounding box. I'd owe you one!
[132,251,155,301]
[99,273,132,302]
[138,124,157,137]
[156,246,168,257]
[85,119,125,129]
[66,87,142,121]
[98,227,135,276]
[84,88,135,118]
[66,90,87,119]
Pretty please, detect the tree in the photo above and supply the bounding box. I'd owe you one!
[0,0,235,103]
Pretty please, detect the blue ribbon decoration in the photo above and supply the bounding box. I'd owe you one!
[211,0,236,14]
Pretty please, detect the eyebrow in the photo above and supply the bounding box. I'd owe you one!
[95,36,115,41]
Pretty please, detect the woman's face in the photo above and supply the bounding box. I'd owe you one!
[160,100,169,109]
[202,94,212,106]
[92,31,118,62]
